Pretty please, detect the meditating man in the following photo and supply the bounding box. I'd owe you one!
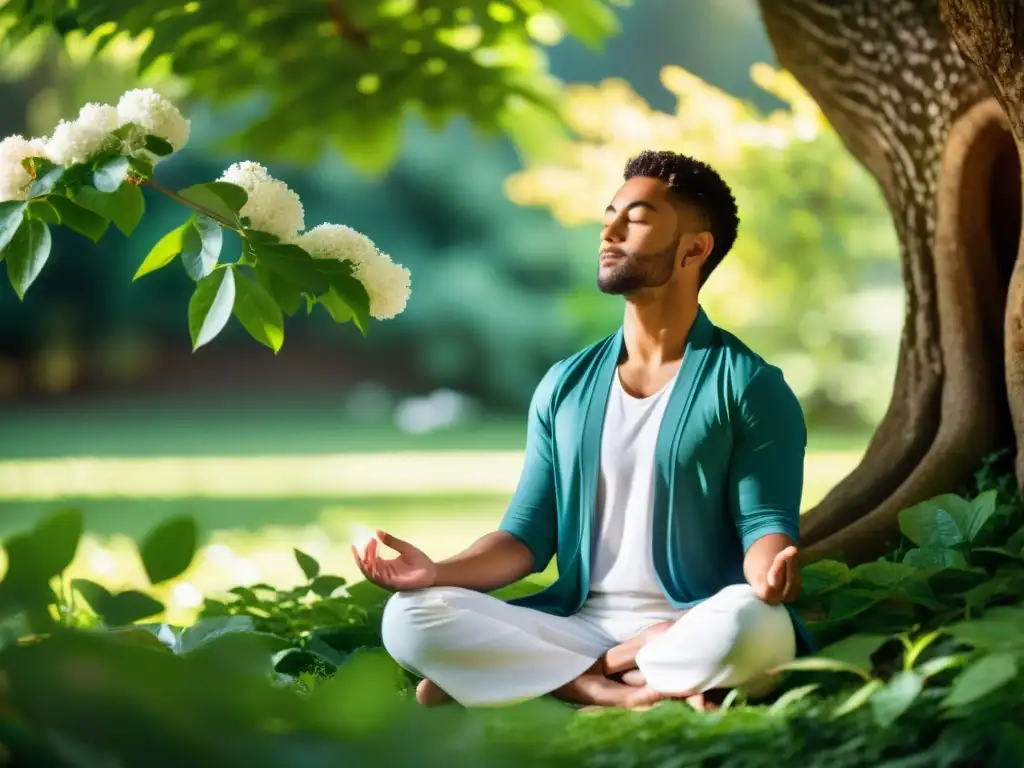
[353,150,815,710]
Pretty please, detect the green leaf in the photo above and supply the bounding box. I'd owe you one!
[1006,523,1024,553]
[916,654,966,680]
[942,652,1018,708]
[902,547,969,570]
[800,560,851,597]
[181,215,223,281]
[294,549,320,580]
[72,183,145,236]
[316,261,371,333]
[178,182,247,224]
[71,578,113,612]
[5,218,51,299]
[546,0,620,48]
[244,230,280,245]
[870,671,922,728]
[128,155,154,181]
[0,201,26,254]
[133,220,191,280]
[944,615,1024,651]
[898,493,996,547]
[256,263,302,317]
[903,630,941,670]
[93,155,130,193]
[228,587,260,606]
[0,534,52,615]
[304,637,351,669]
[188,268,236,351]
[768,683,819,714]
[832,679,883,719]
[310,575,347,598]
[317,286,355,323]
[33,508,83,577]
[773,657,871,680]
[971,546,1021,560]
[827,588,886,621]
[251,240,329,295]
[138,516,197,585]
[47,195,109,243]
[178,615,255,654]
[231,268,284,352]
[963,575,1016,615]
[113,123,138,141]
[144,134,174,157]
[26,198,60,224]
[100,590,165,626]
[27,159,64,197]
[815,634,890,674]
[967,490,999,541]
[852,561,916,587]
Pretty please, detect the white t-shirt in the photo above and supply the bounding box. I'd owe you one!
[581,366,680,624]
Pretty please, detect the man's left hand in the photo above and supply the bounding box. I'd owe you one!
[753,545,800,605]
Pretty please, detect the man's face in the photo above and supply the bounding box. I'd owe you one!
[598,176,697,296]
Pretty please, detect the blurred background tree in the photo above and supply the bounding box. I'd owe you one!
[0,0,900,430]
[506,64,901,429]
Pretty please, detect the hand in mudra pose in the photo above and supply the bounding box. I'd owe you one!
[352,530,438,592]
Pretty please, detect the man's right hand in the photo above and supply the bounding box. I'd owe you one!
[351,530,438,592]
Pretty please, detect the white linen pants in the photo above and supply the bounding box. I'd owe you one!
[381,583,796,707]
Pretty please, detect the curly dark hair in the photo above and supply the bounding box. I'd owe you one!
[624,150,739,286]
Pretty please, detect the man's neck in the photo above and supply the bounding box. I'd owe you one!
[621,293,699,367]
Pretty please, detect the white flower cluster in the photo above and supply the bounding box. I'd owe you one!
[295,224,411,320]
[0,135,50,202]
[215,161,410,321]
[0,88,189,202]
[218,161,304,242]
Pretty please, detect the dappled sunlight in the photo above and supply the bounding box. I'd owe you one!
[0,449,860,502]
[0,448,861,625]
[0,451,526,499]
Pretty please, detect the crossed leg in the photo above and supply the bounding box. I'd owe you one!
[381,583,796,710]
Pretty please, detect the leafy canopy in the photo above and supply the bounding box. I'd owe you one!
[0,0,627,170]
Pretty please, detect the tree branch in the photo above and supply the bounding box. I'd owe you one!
[326,0,369,48]
[143,178,241,233]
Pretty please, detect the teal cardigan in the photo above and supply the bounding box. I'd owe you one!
[498,307,816,655]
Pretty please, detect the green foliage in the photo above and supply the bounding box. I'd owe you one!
[1,149,388,353]
[0,453,1021,765]
[0,0,624,170]
[138,515,197,584]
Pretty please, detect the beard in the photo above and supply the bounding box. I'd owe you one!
[596,239,678,295]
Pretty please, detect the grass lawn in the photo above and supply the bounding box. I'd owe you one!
[0,400,870,622]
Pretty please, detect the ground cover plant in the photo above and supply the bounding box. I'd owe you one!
[0,449,1020,767]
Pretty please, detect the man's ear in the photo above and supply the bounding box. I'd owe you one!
[681,232,714,267]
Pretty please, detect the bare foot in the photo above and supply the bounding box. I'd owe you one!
[620,668,646,687]
[415,678,453,707]
[624,685,666,710]
[555,672,667,711]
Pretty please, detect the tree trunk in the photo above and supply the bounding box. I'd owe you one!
[757,0,1019,564]
[941,0,1024,503]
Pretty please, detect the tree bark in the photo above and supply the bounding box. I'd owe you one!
[941,0,1024,499]
[757,0,1017,563]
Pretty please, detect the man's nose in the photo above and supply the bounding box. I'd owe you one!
[601,223,625,243]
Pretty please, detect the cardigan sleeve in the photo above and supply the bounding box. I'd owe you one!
[729,365,807,552]
[497,366,560,573]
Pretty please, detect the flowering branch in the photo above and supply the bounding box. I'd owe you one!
[0,89,410,354]
[143,178,241,233]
